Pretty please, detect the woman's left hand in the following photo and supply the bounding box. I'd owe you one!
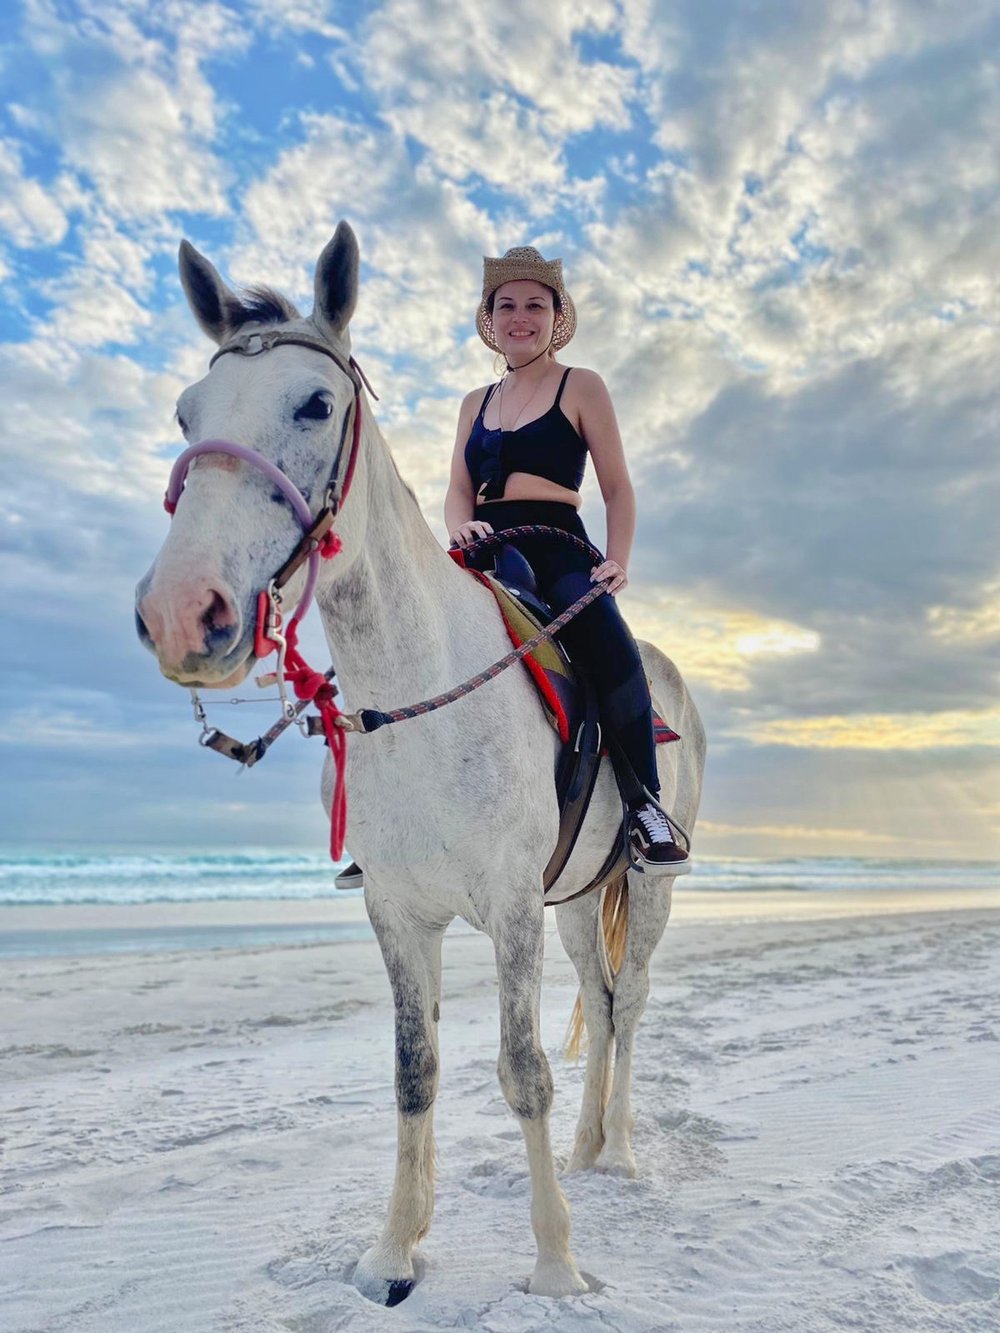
[591,559,628,594]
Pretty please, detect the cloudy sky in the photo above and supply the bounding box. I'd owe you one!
[1,0,997,860]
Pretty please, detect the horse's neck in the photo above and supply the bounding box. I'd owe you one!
[317,423,484,710]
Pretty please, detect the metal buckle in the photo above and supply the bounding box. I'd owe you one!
[189,689,216,746]
[573,720,600,754]
[324,481,343,515]
[251,582,294,720]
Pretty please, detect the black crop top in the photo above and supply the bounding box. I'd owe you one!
[464,367,588,502]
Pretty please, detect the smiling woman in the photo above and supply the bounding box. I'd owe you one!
[444,245,690,871]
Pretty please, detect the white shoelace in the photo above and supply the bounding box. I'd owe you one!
[635,803,674,844]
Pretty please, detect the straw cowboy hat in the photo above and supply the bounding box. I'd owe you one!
[476,246,577,352]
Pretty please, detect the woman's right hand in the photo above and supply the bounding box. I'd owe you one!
[449,520,494,547]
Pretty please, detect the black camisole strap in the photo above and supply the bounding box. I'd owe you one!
[552,366,572,408]
[477,381,501,423]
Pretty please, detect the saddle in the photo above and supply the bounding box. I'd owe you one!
[452,542,680,905]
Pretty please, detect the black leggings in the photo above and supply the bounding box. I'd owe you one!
[474,500,658,806]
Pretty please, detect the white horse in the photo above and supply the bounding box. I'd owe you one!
[136,222,705,1305]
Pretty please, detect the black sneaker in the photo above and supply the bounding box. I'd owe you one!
[335,860,364,890]
[627,803,691,875]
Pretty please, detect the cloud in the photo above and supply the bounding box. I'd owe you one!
[0,137,69,247]
[357,0,635,207]
[622,588,821,693]
[735,707,1000,751]
[697,819,900,846]
[244,0,347,40]
[584,0,998,385]
[16,0,244,220]
[0,340,186,497]
[609,317,997,730]
[927,583,1000,644]
[0,704,185,750]
[37,266,154,348]
[233,114,411,292]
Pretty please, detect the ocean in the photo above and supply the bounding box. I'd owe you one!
[1,850,997,959]
[1,849,998,908]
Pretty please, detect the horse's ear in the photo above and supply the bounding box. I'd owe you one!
[178,240,242,345]
[312,221,359,343]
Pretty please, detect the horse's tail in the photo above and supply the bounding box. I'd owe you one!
[564,874,629,1061]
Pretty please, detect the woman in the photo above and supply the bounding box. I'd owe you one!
[446,246,688,872]
[335,247,688,891]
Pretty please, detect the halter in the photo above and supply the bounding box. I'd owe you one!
[162,326,376,859]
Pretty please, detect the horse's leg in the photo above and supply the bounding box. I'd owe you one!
[491,900,588,1298]
[595,875,673,1177]
[354,895,446,1307]
[555,893,613,1172]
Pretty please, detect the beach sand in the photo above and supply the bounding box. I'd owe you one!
[2,888,999,1331]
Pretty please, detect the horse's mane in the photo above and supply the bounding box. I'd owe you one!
[231,286,301,330]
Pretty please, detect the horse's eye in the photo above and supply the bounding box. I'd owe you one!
[295,392,334,422]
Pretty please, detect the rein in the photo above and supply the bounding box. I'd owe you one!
[334,527,609,734]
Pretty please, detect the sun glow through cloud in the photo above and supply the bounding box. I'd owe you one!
[623,593,822,693]
[738,709,1000,752]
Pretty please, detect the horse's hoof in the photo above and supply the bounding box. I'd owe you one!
[564,1147,601,1174]
[353,1248,416,1306]
[528,1258,588,1298]
[595,1146,637,1178]
[564,1128,603,1174]
[386,1278,414,1307]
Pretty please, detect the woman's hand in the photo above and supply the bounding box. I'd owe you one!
[591,559,628,594]
[449,519,494,547]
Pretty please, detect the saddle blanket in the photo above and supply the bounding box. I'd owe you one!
[475,570,681,748]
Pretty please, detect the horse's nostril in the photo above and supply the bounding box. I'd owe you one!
[135,608,152,644]
[202,590,225,629]
[201,588,238,644]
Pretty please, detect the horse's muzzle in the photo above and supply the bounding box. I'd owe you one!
[135,570,253,687]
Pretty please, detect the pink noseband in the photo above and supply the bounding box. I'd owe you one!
[164,438,326,635]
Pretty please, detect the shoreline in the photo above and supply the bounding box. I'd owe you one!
[1,883,997,961]
[2,881,998,933]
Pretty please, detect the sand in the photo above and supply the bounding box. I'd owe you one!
[2,888,999,1331]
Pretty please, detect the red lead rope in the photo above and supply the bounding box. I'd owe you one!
[283,619,349,861]
[252,393,361,863]
[273,529,348,860]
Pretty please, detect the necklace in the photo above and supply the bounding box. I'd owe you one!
[497,364,556,432]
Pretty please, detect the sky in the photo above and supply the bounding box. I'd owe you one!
[0,0,997,861]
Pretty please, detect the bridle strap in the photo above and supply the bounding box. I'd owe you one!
[208,328,366,389]
[270,506,336,594]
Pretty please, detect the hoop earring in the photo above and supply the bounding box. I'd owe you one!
[492,352,507,378]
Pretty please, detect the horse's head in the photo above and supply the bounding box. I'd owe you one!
[136,222,368,688]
